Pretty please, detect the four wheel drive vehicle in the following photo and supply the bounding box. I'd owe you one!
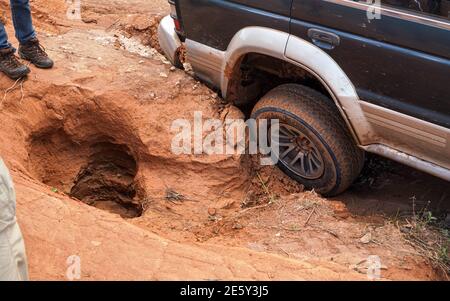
[158,0,450,196]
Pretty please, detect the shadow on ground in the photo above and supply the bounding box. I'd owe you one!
[338,154,450,220]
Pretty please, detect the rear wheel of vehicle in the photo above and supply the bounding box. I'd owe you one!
[251,84,365,196]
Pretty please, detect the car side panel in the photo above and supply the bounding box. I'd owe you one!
[177,0,292,51]
[290,0,450,129]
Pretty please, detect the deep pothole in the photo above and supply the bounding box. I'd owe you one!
[29,129,144,218]
[70,142,143,218]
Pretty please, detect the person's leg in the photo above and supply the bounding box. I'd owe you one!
[0,20,30,79]
[10,0,36,44]
[0,159,29,281]
[11,0,53,68]
[0,0,52,75]
[0,1,31,79]
[0,21,12,49]
[0,222,29,281]
[9,0,53,69]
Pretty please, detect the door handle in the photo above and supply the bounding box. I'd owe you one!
[307,28,340,50]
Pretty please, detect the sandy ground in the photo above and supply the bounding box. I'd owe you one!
[0,0,448,280]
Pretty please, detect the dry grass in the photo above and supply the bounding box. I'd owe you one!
[256,171,277,204]
[398,198,450,279]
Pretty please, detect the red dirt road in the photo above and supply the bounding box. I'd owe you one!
[0,0,447,280]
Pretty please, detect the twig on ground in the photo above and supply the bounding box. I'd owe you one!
[237,202,273,217]
[278,247,291,258]
[19,77,25,103]
[311,225,340,239]
[304,207,316,227]
[1,77,24,106]
[256,172,276,204]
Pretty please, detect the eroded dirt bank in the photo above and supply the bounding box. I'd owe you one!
[0,0,448,280]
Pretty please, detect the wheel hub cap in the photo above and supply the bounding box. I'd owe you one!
[271,123,325,180]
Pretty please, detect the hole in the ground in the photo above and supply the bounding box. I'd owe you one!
[29,129,144,218]
[70,142,143,218]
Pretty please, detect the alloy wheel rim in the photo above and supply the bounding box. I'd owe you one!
[271,123,325,180]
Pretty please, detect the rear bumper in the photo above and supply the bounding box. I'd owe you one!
[158,15,182,67]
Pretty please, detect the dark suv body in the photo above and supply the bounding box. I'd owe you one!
[159,0,450,195]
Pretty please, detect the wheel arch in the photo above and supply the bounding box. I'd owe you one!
[220,26,372,145]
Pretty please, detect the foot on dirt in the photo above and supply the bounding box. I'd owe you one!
[0,47,31,80]
[19,38,54,69]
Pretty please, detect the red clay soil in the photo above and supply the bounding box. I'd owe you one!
[0,0,447,280]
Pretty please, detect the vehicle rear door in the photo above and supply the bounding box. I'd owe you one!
[178,0,293,51]
[289,0,450,128]
[289,0,450,167]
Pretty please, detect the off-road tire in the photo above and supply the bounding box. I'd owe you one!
[251,84,365,196]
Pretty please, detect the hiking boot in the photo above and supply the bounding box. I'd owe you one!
[0,48,31,79]
[19,38,54,69]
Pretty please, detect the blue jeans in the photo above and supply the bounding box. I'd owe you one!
[0,0,36,49]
